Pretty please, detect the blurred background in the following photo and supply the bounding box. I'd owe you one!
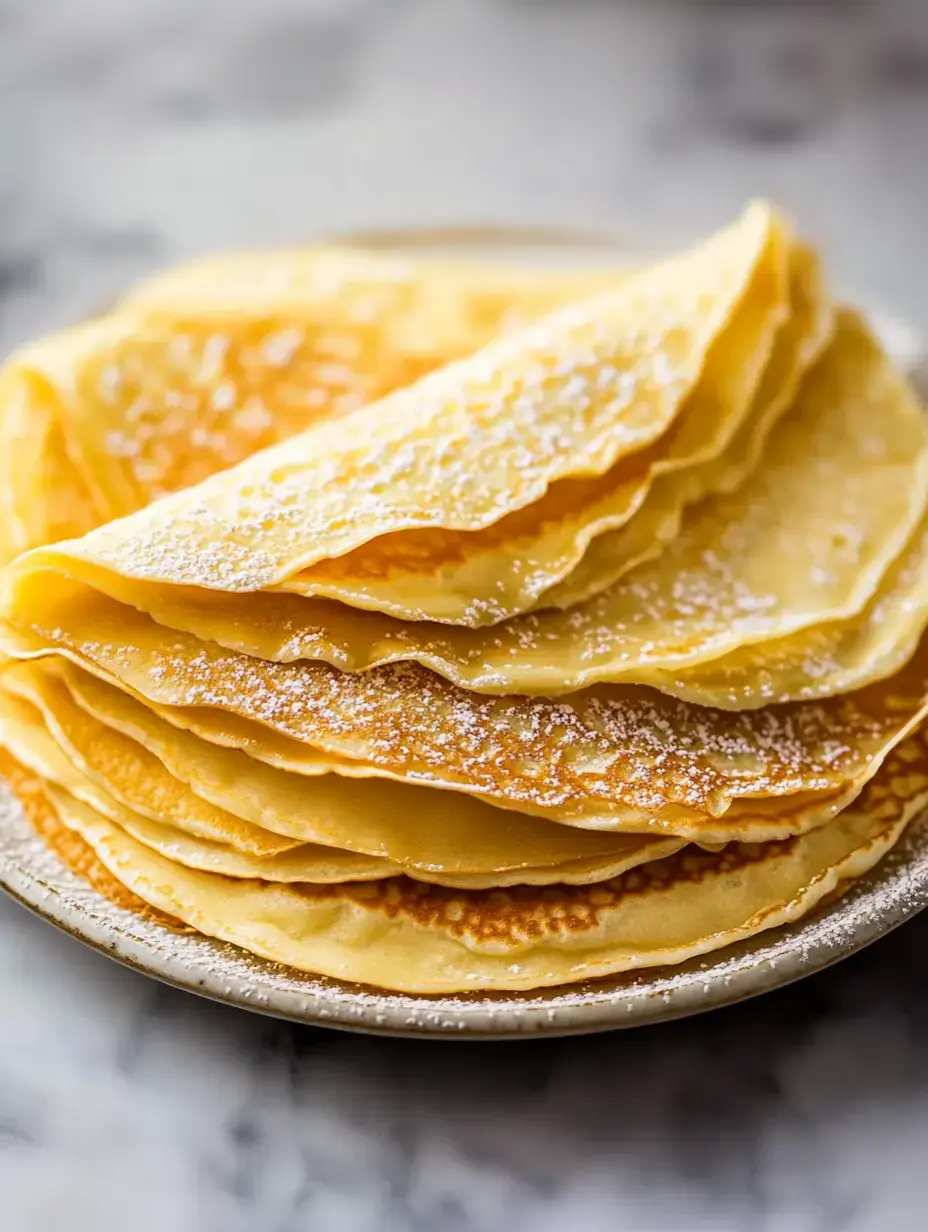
[4,5,928,1230]
[3,0,928,353]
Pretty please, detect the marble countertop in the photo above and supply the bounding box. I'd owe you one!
[3,2,928,1228]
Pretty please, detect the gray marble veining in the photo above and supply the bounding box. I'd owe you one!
[2,2,928,1228]
[6,889,928,1232]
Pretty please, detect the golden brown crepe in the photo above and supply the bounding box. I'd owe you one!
[7,203,776,624]
[0,662,681,878]
[25,311,923,704]
[26,727,928,993]
[3,587,928,839]
[0,249,626,562]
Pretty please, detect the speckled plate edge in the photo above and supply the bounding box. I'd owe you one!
[2,222,927,1038]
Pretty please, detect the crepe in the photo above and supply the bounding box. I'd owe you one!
[265,214,788,623]
[77,253,634,522]
[0,677,301,858]
[0,749,184,930]
[0,691,674,890]
[0,660,682,876]
[33,310,924,703]
[0,356,99,565]
[0,250,626,559]
[12,203,775,628]
[17,727,927,993]
[7,315,925,732]
[100,813,684,890]
[77,807,678,890]
[1,199,925,1000]
[537,241,832,610]
[59,656,909,848]
[3,581,928,837]
[646,508,928,708]
[119,244,626,334]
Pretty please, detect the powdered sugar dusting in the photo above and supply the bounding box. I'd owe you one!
[59,206,770,590]
[19,585,925,838]
[64,247,621,519]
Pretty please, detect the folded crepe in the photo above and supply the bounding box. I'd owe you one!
[43,658,912,846]
[4,574,928,840]
[0,663,681,880]
[2,202,779,625]
[4,727,925,993]
[0,247,625,562]
[21,310,922,704]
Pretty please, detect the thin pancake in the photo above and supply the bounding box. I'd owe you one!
[0,687,674,889]
[647,508,928,708]
[0,359,100,564]
[58,659,890,845]
[20,204,775,618]
[119,244,627,334]
[0,749,186,930]
[34,731,928,992]
[3,587,928,835]
[69,806,683,890]
[15,312,926,701]
[539,242,832,610]
[5,250,624,537]
[0,682,301,858]
[0,659,681,873]
[268,216,788,623]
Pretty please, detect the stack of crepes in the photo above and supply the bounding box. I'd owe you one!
[2,199,928,994]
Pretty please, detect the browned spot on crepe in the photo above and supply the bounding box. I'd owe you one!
[0,748,188,931]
